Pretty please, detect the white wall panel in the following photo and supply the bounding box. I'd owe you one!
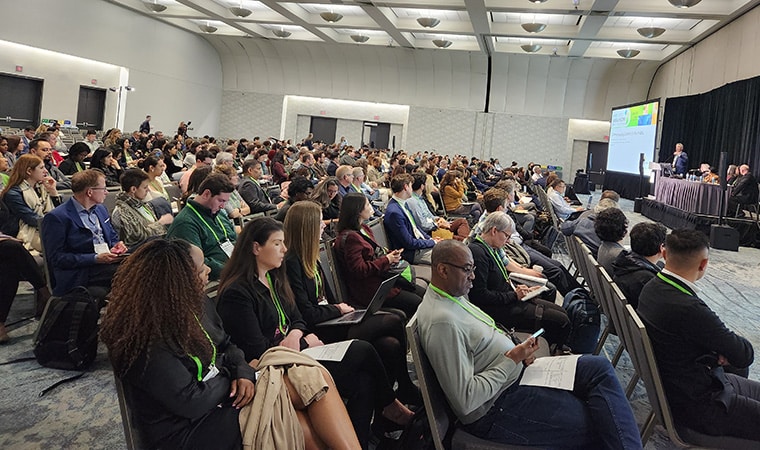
[489,114,569,173]
[405,107,478,153]
[219,91,284,140]
[0,0,222,136]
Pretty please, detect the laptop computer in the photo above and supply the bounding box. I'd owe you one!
[316,274,400,327]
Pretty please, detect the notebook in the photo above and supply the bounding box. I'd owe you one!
[316,275,399,327]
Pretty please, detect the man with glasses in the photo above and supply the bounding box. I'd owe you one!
[28,138,70,190]
[468,212,571,354]
[416,239,641,448]
[42,170,127,296]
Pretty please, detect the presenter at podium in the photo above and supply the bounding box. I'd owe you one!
[672,143,689,176]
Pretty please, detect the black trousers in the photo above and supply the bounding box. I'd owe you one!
[481,299,571,348]
[0,240,46,323]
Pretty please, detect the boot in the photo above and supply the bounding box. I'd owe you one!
[0,323,9,344]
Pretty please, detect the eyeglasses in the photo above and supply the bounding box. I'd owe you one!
[498,229,511,240]
[443,262,476,276]
[89,187,108,191]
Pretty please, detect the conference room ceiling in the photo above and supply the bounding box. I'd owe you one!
[109,0,760,61]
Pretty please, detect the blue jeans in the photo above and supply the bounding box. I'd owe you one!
[464,355,642,449]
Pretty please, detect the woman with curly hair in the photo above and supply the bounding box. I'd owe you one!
[216,218,414,448]
[101,239,360,450]
[310,176,341,223]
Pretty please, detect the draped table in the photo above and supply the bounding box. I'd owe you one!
[654,177,731,216]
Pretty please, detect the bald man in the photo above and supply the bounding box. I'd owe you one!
[638,229,759,441]
[728,164,758,217]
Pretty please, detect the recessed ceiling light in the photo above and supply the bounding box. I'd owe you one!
[521,23,547,33]
[143,1,167,13]
[417,17,441,28]
[521,44,542,53]
[529,0,549,3]
[667,0,701,7]
[229,6,252,18]
[351,35,370,43]
[272,29,292,38]
[199,24,218,33]
[617,49,640,58]
[637,27,665,38]
[320,12,343,23]
[433,39,452,48]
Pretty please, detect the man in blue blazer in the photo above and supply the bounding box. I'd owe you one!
[673,143,689,176]
[384,174,441,265]
[42,170,127,296]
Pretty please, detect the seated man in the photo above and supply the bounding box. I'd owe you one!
[41,170,127,296]
[560,191,620,257]
[237,159,279,214]
[28,138,70,190]
[468,212,571,353]
[594,207,628,275]
[612,222,666,309]
[547,178,583,221]
[166,173,236,280]
[638,229,759,441]
[384,174,441,265]
[727,164,758,217]
[418,240,641,448]
[408,172,468,241]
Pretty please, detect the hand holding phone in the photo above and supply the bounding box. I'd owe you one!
[530,328,545,340]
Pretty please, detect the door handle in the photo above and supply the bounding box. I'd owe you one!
[3,116,33,123]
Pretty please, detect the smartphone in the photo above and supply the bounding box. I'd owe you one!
[530,328,545,340]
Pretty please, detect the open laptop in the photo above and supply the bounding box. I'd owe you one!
[316,274,399,327]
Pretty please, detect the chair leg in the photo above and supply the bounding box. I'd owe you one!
[593,325,610,355]
[640,411,656,446]
[625,372,639,399]
[611,342,624,367]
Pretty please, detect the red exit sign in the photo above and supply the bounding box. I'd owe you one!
[319,110,326,115]
[15,65,22,72]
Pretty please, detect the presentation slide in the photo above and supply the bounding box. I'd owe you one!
[607,100,659,175]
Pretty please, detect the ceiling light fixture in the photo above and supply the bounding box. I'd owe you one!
[521,23,547,33]
[320,11,343,23]
[637,27,665,38]
[229,7,252,17]
[617,48,640,58]
[199,23,218,33]
[433,39,452,48]
[143,1,167,13]
[529,0,549,3]
[667,0,701,7]
[416,17,441,28]
[521,44,542,53]
[351,34,370,43]
[272,28,291,38]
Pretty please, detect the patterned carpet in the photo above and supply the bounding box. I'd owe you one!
[1,195,758,449]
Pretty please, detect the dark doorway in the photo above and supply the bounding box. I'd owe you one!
[587,141,609,187]
[361,122,390,149]
[310,116,337,144]
[76,86,106,130]
[0,73,42,129]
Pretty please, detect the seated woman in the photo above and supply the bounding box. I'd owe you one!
[1,154,58,253]
[139,155,170,203]
[311,177,341,226]
[214,165,251,231]
[283,201,420,406]
[101,239,360,450]
[90,148,123,187]
[58,142,89,175]
[163,140,186,181]
[334,193,424,319]
[468,212,571,353]
[111,169,173,248]
[216,218,414,448]
[440,171,481,220]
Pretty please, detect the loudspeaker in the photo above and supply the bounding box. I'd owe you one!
[718,151,728,191]
[710,224,739,251]
[633,198,643,213]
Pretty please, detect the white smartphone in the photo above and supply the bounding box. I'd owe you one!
[530,328,545,340]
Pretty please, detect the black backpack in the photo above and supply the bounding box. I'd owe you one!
[562,288,601,354]
[34,286,100,371]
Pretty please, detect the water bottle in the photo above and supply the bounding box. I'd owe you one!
[587,195,593,209]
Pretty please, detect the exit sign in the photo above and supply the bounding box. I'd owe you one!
[319,110,326,115]
[91,79,97,85]
[15,65,22,72]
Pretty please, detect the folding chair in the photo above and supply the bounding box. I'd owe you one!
[113,374,146,450]
[623,305,760,449]
[406,315,531,450]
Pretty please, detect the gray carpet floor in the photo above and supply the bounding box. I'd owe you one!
[1,194,758,449]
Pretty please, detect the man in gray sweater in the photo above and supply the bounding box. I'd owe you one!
[417,240,641,448]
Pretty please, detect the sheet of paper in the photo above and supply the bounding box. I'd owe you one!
[521,285,550,301]
[519,354,581,391]
[301,339,354,362]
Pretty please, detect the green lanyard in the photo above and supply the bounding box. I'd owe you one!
[186,203,229,243]
[430,284,502,334]
[314,266,323,299]
[657,272,694,296]
[248,176,260,187]
[476,237,510,284]
[351,184,362,193]
[140,204,157,222]
[188,316,217,382]
[266,272,289,335]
